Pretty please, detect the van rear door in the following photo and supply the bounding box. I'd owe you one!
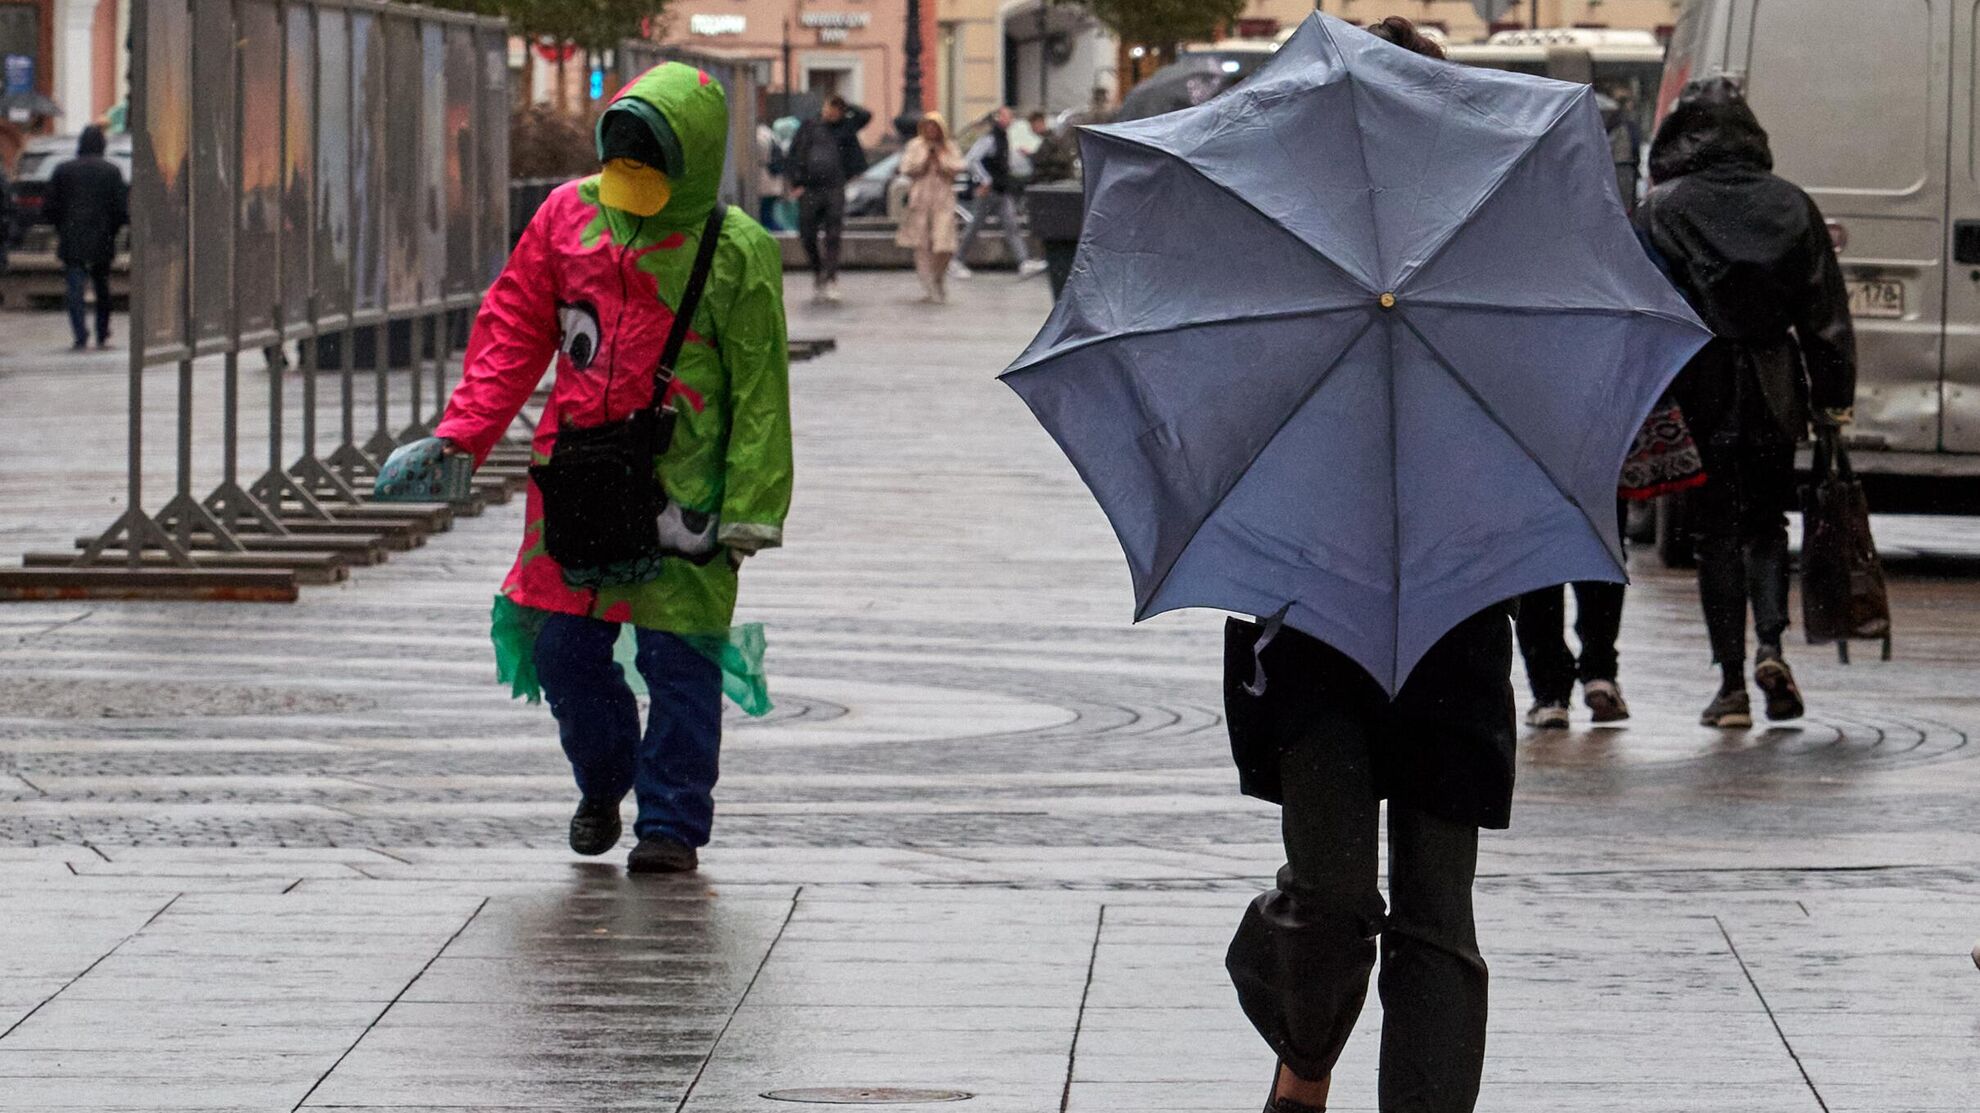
[1743,0,1949,454]
[1944,4,1980,450]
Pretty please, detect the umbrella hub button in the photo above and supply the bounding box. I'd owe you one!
[1379,292,1398,310]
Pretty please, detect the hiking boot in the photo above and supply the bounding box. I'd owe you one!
[1700,685,1753,729]
[1524,701,1571,730]
[1583,679,1630,723]
[1753,652,1805,721]
[627,836,699,875]
[568,797,623,856]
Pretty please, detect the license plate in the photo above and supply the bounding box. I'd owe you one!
[1847,278,1904,319]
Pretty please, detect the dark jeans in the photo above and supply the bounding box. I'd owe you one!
[65,262,112,346]
[1515,581,1624,702]
[534,614,724,847]
[797,187,846,283]
[1515,500,1628,702]
[1689,440,1795,667]
[1228,729,1488,1111]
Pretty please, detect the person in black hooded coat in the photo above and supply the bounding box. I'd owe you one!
[45,126,128,350]
[1633,78,1856,729]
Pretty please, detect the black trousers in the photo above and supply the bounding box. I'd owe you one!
[1228,727,1488,1111]
[1689,439,1795,667]
[797,187,845,283]
[1514,581,1624,703]
[65,261,112,345]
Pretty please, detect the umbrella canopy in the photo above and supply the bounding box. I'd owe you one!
[1000,13,1711,696]
[1114,56,1251,123]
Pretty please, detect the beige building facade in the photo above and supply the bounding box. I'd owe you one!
[936,0,1119,130]
[645,0,931,146]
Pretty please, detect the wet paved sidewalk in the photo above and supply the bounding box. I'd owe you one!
[3,279,1980,1110]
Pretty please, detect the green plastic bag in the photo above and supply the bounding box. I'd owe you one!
[491,595,773,717]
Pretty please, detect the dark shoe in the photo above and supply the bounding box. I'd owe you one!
[1754,653,1805,721]
[1700,685,1753,729]
[70,340,87,352]
[95,336,111,349]
[1524,700,1570,729]
[1583,679,1630,723]
[1264,1061,1326,1113]
[627,836,699,874]
[568,797,623,856]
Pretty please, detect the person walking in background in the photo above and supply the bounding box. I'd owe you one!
[896,111,965,304]
[755,120,788,231]
[1027,110,1076,185]
[1635,78,1856,728]
[1516,506,1630,728]
[786,94,871,304]
[44,125,127,350]
[953,107,1046,280]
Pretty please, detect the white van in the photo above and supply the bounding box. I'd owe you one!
[1661,0,1980,510]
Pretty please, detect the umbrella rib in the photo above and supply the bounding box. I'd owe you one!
[1390,95,1584,293]
[1000,304,1373,379]
[1133,310,1381,622]
[1406,299,1706,330]
[1087,130,1376,296]
[1395,311,1627,570]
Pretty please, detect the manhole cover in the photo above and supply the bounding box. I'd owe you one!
[763,1088,972,1105]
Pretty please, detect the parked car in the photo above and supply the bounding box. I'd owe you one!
[6,133,133,252]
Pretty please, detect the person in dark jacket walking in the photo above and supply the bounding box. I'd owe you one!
[45,126,128,350]
[953,107,1045,280]
[1635,79,1857,729]
[1224,25,1515,1113]
[785,95,871,303]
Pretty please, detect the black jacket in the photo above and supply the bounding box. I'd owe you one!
[1224,605,1518,830]
[46,154,128,269]
[1634,79,1855,447]
[786,103,872,190]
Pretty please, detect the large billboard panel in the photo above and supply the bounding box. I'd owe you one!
[314,6,353,323]
[382,14,422,311]
[443,25,477,297]
[135,0,191,355]
[280,3,316,329]
[479,24,509,286]
[351,9,387,315]
[189,0,238,346]
[236,0,283,339]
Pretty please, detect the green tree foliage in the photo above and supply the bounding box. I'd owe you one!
[1072,0,1249,51]
[431,0,667,54]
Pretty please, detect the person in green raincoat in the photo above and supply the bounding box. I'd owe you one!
[433,62,793,875]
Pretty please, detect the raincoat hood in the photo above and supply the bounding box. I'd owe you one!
[1649,77,1773,183]
[593,62,729,226]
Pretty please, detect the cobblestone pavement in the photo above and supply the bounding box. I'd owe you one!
[2,279,1978,1110]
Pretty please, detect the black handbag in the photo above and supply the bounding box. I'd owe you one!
[529,207,726,588]
[1799,428,1892,663]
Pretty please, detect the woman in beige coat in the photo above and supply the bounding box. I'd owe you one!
[896,112,966,303]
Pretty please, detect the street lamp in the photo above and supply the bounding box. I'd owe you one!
[895,0,926,138]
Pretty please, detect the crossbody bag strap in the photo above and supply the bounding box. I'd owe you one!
[650,205,730,412]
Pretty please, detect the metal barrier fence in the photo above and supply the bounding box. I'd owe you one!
[0,0,512,601]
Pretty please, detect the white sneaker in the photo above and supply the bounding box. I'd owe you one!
[949,260,974,280]
[1018,259,1049,279]
[825,280,843,304]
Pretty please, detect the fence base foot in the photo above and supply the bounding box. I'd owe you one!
[0,567,298,603]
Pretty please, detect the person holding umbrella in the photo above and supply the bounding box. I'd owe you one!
[1000,14,1709,1111]
[1635,78,1857,729]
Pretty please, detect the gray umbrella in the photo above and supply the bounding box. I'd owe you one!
[1001,13,1710,695]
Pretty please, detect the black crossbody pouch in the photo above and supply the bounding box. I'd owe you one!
[529,207,726,588]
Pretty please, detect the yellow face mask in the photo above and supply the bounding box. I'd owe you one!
[599,158,672,217]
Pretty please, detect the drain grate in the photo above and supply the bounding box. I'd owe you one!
[762,1088,973,1105]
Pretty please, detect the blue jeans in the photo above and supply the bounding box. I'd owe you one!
[534,613,723,847]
